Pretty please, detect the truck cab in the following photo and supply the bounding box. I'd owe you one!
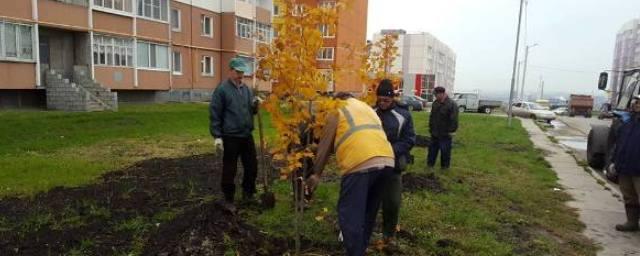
[587,69,640,181]
[454,92,502,114]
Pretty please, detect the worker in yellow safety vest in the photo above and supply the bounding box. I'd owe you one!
[305,92,395,256]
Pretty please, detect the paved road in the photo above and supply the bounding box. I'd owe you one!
[557,116,612,135]
[522,119,640,256]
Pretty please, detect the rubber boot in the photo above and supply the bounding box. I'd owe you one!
[615,206,640,232]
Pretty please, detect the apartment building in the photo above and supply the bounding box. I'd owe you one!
[611,18,640,106]
[272,0,368,93]
[0,0,272,110]
[373,29,456,98]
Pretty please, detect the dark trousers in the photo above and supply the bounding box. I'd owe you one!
[338,167,392,256]
[427,136,452,169]
[382,171,402,238]
[619,175,640,208]
[221,136,258,202]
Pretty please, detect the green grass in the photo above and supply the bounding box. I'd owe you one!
[248,112,597,255]
[0,105,596,255]
[0,103,274,197]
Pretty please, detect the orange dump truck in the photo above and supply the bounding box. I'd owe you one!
[569,94,594,118]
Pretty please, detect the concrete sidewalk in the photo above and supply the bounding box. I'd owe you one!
[521,118,640,256]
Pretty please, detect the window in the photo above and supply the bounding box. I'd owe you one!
[94,0,133,13]
[292,4,304,16]
[201,56,213,76]
[0,22,34,61]
[201,15,213,37]
[137,0,168,21]
[137,41,169,69]
[319,69,334,91]
[236,17,253,39]
[317,47,334,60]
[319,1,335,9]
[256,23,271,42]
[319,24,335,38]
[172,51,182,75]
[273,5,279,16]
[171,8,181,31]
[93,35,133,67]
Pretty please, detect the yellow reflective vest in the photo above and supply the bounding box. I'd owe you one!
[335,98,394,175]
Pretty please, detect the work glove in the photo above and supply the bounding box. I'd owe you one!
[253,96,263,106]
[214,138,224,151]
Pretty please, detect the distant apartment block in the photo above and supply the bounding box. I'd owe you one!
[611,18,640,106]
[0,0,273,110]
[373,29,456,98]
[272,0,368,93]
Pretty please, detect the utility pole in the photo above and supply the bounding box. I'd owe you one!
[515,61,522,100]
[508,0,526,127]
[539,76,544,99]
[519,43,538,100]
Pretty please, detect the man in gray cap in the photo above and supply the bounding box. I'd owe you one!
[209,57,259,211]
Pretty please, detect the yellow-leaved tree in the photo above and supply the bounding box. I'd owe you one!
[360,34,402,105]
[257,0,344,178]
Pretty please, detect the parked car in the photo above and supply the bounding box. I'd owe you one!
[511,101,557,123]
[400,95,425,111]
[453,92,502,114]
[553,107,569,116]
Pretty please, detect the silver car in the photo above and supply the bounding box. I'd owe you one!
[511,102,557,123]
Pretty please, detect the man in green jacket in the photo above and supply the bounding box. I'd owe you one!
[209,57,259,211]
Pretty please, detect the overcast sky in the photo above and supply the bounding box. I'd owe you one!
[367,0,640,98]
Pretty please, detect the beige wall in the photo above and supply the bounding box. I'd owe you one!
[94,66,134,89]
[0,63,36,89]
[138,70,170,90]
[137,18,170,42]
[39,0,88,29]
[93,11,133,36]
[0,1,32,21]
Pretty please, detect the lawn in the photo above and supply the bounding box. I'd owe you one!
[0,104,596,255]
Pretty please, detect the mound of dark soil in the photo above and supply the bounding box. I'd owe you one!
[0,154,283,255]
[402,173,445,193]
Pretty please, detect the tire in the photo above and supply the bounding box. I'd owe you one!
[587,127,609,169]
[530,114,537,120]
[458,106,466,113]
[483,107,492,114]
[569,112,575,117]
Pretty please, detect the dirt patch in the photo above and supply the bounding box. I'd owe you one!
[0,154,285,255]
[402,173,445,193]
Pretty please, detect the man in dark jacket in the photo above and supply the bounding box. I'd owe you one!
[209,57,259,210]
[614,96,640,232]
[374,79,416,245]
[428,86,458,170]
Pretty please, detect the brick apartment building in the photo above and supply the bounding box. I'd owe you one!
[0,0,273,110]
[0,0,367,110]
[272,0,368,93]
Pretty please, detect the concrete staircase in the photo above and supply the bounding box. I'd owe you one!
[44,67,118,112]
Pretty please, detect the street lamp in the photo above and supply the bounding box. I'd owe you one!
[519,43,539,101]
